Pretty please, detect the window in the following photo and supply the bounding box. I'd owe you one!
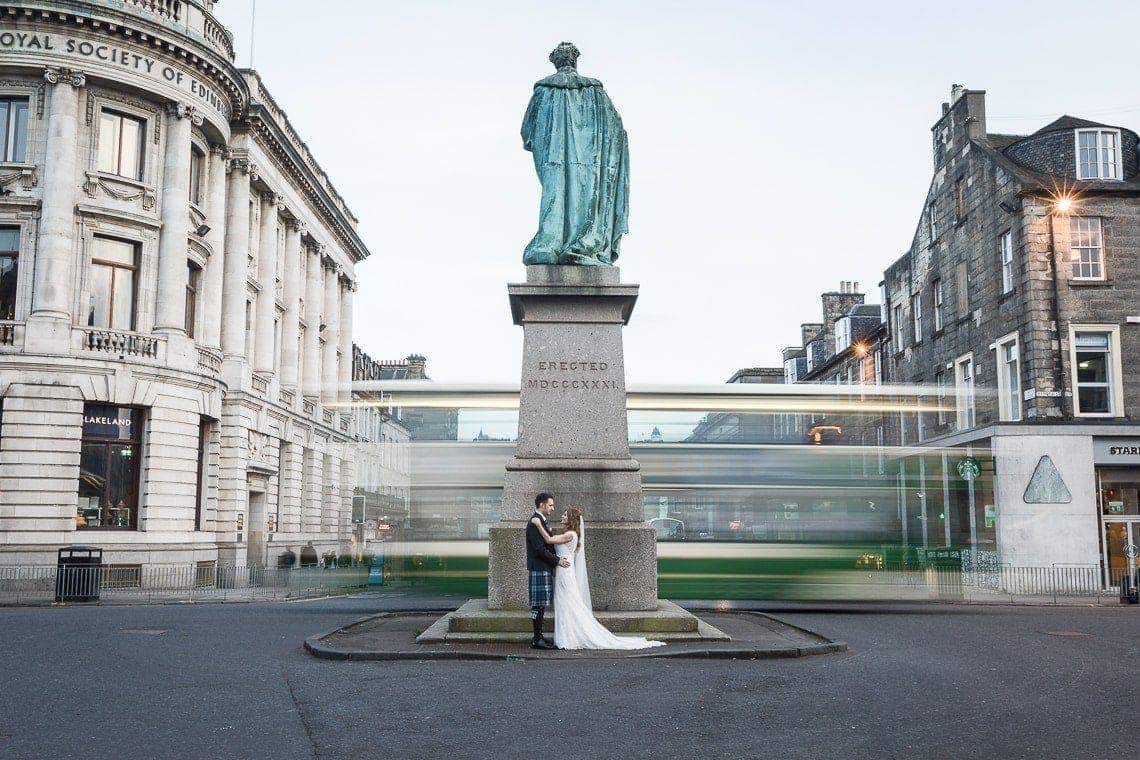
[955,261,969,317]
[185,261,200,338]
[97,110,145,180]
[1071,329,1121,416]
[994,333,1021,421]
[1076,128,1121,181]
[932,279,944,332]
[195,418,211,531]
[0,97,29,162]
[834,316,852,354]
[892,304,904,349]
[935,370,948,424]
[1070,217,1104,280]
[928,201,938,241]
[955,176,966,220]
[999,230,1014,293]
[77,404,143,530]
[88,237,138,330]
[189,146,205,205]
[245,298,254,363]
[911,293,922,343]
[0,226,18,321]
[955,354,975,429]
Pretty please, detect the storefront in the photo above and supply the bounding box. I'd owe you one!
[1094,437,1140,588]
[77,404,144,530]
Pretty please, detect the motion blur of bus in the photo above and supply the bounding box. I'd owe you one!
[347,383,996,601]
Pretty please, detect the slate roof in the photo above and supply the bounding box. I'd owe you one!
[1032,115,1115,135]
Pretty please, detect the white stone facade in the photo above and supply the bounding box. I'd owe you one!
[0,1,369,568]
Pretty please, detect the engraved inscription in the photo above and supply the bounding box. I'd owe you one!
[526,359,621,391]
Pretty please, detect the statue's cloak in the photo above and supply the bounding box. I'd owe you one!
[521,69,629,265]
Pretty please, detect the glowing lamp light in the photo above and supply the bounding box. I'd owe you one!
[1053,196,1073,214]
[853,342,868,356]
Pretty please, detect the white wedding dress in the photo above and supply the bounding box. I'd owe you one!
[552,528,664,650]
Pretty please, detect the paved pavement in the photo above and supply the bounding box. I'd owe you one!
[1,594,1136,759]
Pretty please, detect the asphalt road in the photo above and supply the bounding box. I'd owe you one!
[1,595,1136,759]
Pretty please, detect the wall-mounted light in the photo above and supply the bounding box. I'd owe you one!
[1053,196,1073,214]
[194,223,211,237]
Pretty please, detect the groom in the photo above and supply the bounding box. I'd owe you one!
[527,492,570,649]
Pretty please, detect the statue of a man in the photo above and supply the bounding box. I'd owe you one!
[521,43,629,266]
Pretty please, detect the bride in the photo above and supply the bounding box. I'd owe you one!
[530,507,663,650]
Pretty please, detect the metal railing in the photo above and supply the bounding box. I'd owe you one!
[0,563,369,605]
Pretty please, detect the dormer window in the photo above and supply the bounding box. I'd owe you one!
[1076,128,1121,180]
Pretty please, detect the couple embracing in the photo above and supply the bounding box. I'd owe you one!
[526,492,663,651]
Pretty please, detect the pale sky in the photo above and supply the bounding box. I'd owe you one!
[215,0,1140,384]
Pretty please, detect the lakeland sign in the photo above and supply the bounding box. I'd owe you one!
[0,31,231,118]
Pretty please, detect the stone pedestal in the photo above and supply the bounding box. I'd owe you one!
[487,265,658,612]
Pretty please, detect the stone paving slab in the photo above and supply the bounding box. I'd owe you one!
[304,610,847,661]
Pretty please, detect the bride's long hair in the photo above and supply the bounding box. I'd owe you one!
[564,507,584,552]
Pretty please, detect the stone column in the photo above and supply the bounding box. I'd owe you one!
[302,245,323,398]
[321,257,341,405]
[28,68,85,347]
[201,145,229,349]
[221,158,253,359]
[154,103,202,334]
[338,277,354,404]
[254,192,279,374]
[280,219,303,390]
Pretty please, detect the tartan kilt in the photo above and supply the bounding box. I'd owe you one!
[528,570,553,607]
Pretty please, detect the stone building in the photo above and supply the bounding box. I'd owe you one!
[0,1,369,569]
[881,85,1140,583]
[350,345,410,544]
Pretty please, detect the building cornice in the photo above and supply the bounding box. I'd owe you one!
[0,1,248,122]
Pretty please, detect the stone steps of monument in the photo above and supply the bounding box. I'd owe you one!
[449,613,698,634]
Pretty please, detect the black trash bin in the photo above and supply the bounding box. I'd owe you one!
[1121,570,1140,605]
[55,546,103,602]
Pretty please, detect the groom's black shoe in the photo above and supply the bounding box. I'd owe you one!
[541,637,559,650]
[531,638,554,650]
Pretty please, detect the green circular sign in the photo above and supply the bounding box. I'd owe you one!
[957,457,980,482]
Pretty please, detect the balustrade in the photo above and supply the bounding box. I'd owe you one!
[196,346,222,374]
[120,0,236,60]
[0,321,16,347]
[250,373,270,396]
[81,328,160,359]
[279,388,296,408]
[302,399,317,416]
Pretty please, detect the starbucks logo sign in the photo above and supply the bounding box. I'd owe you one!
[957,457,980,482]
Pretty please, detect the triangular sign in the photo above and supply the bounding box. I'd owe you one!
[1023,455,1072,504]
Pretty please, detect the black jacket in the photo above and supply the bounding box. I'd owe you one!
[525,512,559,572]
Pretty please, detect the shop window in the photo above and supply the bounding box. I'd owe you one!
[97,109,145,180]
[195,417,212,531]
[88,237,138,331]
[993,332,1021,421]
[0,226,18,321]
[0,97,29,162]
[1071,327,1122,416]
[77,404,143,530]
